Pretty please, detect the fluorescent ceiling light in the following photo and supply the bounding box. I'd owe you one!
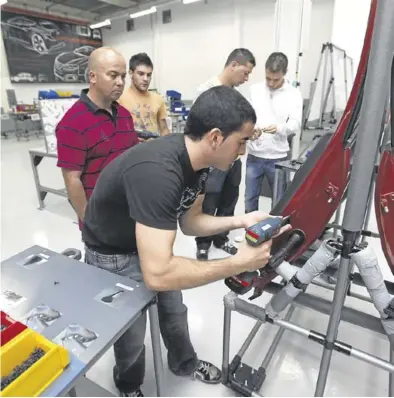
[130,6,157,18]
[182,0,202,4]
[0,0,8,5]
[90,19,111,29]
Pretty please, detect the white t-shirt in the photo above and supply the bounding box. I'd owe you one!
[195,76,222,102]
[195,76,241,163]
[247,80,303,159]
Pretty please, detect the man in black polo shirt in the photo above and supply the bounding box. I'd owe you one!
[83,86,289,397]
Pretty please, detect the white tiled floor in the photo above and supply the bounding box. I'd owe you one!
[1,136,393,397]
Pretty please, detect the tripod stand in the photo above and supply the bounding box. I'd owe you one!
[303,42,354,130]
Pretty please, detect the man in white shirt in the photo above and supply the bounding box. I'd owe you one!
[194,48,256,260]
[245,52,303,213]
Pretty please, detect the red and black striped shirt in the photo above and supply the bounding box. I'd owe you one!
[56,89,139,200]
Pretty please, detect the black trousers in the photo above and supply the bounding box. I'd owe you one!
[195,159,242,249]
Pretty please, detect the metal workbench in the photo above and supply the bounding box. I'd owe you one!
[1,245,165,396]
[29,147,68,209]
[272,159,302,207]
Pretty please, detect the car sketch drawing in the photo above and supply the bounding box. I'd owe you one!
[54,45,95,83]
[11,72,36,82]
[1,16,65,54]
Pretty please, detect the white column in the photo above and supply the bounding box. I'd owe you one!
[151,12,160,91]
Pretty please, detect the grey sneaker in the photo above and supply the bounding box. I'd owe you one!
[197,248,209,260]
[193,360,222,384]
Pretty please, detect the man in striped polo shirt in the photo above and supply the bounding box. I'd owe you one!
[56,47,139,227]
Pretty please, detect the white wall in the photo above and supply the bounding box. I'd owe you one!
[0,0,344,108]
[331,0,371,72]
[103,0,278,100]
[0,31,87,111]
[103,0,335,101]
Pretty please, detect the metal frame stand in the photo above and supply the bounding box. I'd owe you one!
[222,290,394,397]
[222,2,394,396]
[314,3,394,393]
[148,299,165,396]
[303,43,354,130]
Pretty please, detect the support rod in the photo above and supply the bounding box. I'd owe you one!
[222,304,232,384]
[262,282,385,336]
[270,317,394,374]
[260,305,295,371]
[390,345,394,397]
[237,320,263,358]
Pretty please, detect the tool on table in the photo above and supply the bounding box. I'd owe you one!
[225,216,292,295]
[101,289,124,303]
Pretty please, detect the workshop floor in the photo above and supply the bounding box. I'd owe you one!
[1,135,393,397]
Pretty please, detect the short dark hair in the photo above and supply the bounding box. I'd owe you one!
[184,86,256,141]
[265,52,288,74]
[225,48,256,68]
[129,53,153,71]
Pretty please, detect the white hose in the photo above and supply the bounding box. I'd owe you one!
[275,261,298,281]
[351,245,392,319]
[296,239,338,285]
[266,239,338,317]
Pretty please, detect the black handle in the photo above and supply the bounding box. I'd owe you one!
[267,229,305,270]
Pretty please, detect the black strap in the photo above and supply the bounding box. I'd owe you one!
[342,71,366,145]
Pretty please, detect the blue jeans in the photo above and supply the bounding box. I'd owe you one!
[196,159,242,249]
[245,154,287,213]
[84,246,198,393]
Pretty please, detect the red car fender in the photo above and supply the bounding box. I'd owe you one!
[286,143,351,261]
[272,0,377,262]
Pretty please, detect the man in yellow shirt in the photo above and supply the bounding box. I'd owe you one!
[119,53,170,137]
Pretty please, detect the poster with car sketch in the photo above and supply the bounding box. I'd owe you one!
[1,8,103,84]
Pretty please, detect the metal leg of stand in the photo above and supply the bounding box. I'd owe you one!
[314,256,352,396]
[148,300,165,397]
[260,305,295,371]
[330,45,337,124]
[314,1,394,395]
[332,202,342,238]
[29,152,45,209]
[222,304,232,384]
[272,167,281,208]
[237,320,263,358]
[304,43,326,129]
[390,345,394,397]
[319,49,329,129]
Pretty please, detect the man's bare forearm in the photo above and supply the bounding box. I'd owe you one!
[65,178,87,221]
[180,213,245,237]
[145,254,245,291]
